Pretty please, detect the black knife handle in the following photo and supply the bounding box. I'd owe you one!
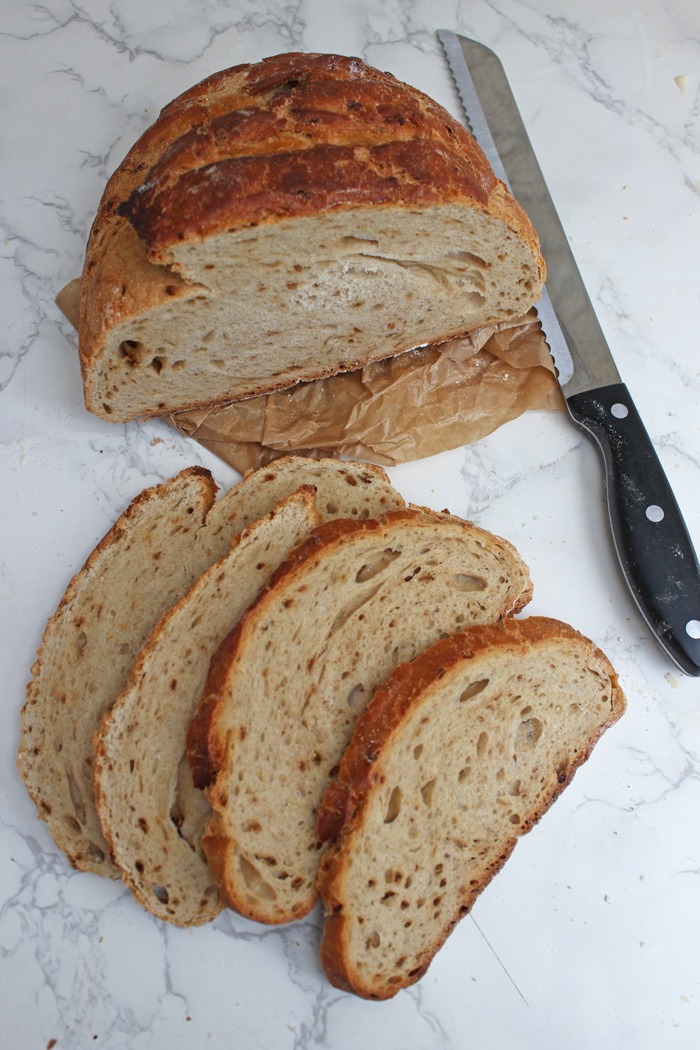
[567,382,700,676]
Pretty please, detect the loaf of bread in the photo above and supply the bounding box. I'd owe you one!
[188,508,533,925]
[19,456,403,879]
[316,617,625,999]
[79,52,545,422]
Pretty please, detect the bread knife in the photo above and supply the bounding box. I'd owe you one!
[439,29,700,676]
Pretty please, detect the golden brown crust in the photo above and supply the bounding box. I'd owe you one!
[121,139,496,259]
[117,58,501,257]
[141,74,485,191]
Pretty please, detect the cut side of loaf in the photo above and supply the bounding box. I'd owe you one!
[18,467,218,877]
[316,617,626,1000]
[188,508,533,925]
[18,456,402,879]
[94,490,320,926]
[79,53,545,421]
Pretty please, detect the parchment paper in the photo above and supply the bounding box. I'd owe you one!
[57,278,562,472]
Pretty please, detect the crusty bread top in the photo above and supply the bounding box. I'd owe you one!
[316,617,625,999]
[117,53,505,264]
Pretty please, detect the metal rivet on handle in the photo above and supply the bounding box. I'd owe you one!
[687,620,700,640]
[646,505,665,523]
[611,403,629,419]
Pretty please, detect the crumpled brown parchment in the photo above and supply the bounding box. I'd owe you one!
[57,278,562,473]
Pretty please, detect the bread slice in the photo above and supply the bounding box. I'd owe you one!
[188,508,533,924]
[94,490,320,926]
[202,455,404,546]
[18,468,219,877]
[18,456,403,878]
[316,617,625,1000]
[79,53,545,421]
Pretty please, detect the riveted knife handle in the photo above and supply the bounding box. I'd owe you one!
[567,382,700,676]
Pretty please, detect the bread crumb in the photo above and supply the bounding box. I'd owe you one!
[674,74,690,94]
[665,672,679,688]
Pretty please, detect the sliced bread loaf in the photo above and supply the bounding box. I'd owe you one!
[19,456,403,878]
[188,508,533,924]
[79,53,545,421]
[94,489,320,926]
[316,617,625,999]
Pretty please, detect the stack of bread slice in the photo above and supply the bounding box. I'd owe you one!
[19,456,624,999]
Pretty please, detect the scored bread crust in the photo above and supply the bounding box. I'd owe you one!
[316,617,625,999]
[78,52,545,421]
[187,508,533,924]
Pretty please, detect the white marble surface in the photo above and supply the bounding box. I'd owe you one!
[2,0,700,1046]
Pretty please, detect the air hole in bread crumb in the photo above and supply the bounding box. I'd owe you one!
[355,548,401,583]
[509,813,521,825]
[476,731,488,756]
[420,779,436,806]
[450,574,487,592]
[366,931,381,949]
[516,717,543,752]
[460,678,489,702]
[347,684,366,708]
[413,743,423,760]
[152,885,169,904]
[239,855,277,900]
[150,357,163,374]
[65,766,86,825]
[384,786,402,824]
[118,339,145,364]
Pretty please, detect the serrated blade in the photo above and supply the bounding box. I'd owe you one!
[439,28,620,395]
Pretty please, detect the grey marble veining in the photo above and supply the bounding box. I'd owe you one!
[2,1,700,1047]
